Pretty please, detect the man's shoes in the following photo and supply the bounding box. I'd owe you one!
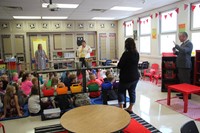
[179,95,191,99]
[176,93,183,97]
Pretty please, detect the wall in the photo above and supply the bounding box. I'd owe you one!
[118,0,198,67]
[0,20,118,69]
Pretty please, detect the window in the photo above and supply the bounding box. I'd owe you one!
[140,36,151,53]
[191,2,200,54]
[139,16,151,53]
[191,32,200,53]
[160,34,176,53]
[160,10,177,54]
[191,3,200,29]
[125,21,133,37]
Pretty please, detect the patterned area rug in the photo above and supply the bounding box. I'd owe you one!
[35,113,161,133]
[156,97,200,121]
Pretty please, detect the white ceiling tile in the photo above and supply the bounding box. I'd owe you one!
[0,0,183,20]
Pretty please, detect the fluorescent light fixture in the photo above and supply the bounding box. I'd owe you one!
[110,6,142,11]
[42,3,79,8]
[13,16,41,19]
[42,16,68,19]
[92,17,114,20]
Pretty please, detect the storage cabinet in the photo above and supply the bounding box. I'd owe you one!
[194,50,200,86]
[161,54,178,92]
[161,53,194,92]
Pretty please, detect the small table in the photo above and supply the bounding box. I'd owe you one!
[167,83,200,113]
[60,105,130,133]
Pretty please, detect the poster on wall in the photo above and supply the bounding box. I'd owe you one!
[32,39,47,58]
[133,30,137,40]
[152,28,157,39]
[77,37,84,46]
[179,24,186,32]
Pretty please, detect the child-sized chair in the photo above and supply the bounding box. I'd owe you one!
[153,70,162,85]
[143,63,159,82]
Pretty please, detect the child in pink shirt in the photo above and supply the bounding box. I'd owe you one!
[21,72,33,96]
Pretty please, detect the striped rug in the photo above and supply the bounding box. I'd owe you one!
[129,113,162,133]
[35,113,161,133]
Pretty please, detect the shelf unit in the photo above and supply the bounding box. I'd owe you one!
[36,65,118,121]
[161,53,194,92]
[52,51,75,69]
[194,50,200,86]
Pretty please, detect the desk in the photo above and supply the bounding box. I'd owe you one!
[60,105,130,133]
[167,83,200,113]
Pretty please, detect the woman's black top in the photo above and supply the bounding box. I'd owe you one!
[117,50,140,83]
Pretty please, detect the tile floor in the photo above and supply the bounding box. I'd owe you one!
[1,80,200,133]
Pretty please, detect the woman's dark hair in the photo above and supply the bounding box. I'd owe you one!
[22,72,30,82]
[19,70,25,78]
[125,38,137,52]
[31,85,39,95]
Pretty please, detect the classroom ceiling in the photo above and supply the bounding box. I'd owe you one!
[0,0,182,20]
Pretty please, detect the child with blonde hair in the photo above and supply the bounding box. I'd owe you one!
[1,85,23,119]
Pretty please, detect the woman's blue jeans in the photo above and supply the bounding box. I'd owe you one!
[118,80,139,104]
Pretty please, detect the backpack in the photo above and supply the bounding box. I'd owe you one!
[101,81,112,90]
[74,93,91,107]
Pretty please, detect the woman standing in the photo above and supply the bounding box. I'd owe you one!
[117,38,140,114]
[35,44,48,70]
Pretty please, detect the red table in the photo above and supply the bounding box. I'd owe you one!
[167,83,200,113]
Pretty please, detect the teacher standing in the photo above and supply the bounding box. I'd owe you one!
[35,44,48,70]
[77,40,92,67]
[173,32,193,99]
[117,38,140,114]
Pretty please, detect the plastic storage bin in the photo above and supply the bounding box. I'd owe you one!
[71,84,82,93]
[43,108,61,119]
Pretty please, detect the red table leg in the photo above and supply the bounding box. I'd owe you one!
[183,93,188,113]
[167,88,171,105]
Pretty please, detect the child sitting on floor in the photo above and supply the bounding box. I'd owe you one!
[12,83,27,107]
[21,72,33,96]
[1,85,23,119]
[10,72,19,85]
[87,73,101,98]
[28,85,41,115]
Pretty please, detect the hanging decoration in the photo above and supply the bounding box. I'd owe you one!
[155,13,159,18]
[164,15,167,19]
[184,4,188,10]
[132,20,134,24]
[175,8,179,14]
[169,13,173,17]
[139,21,142,24]
[123,22,126,27]
[137,20,140,23]
[146,19,148,23]
[191,5,196,11]
[150,14,153,19]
